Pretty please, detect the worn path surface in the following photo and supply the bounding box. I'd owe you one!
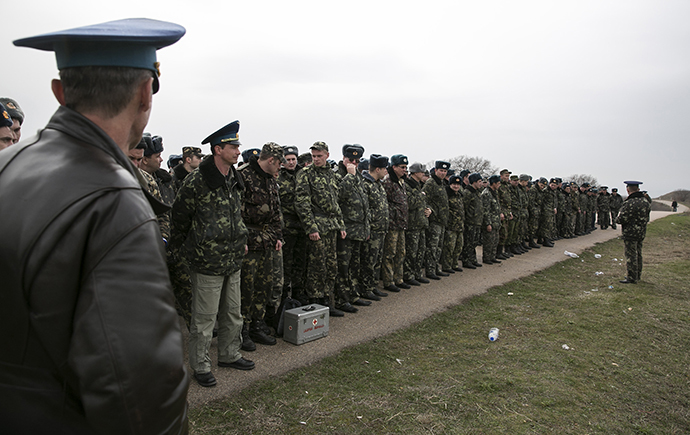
[185,209,679,408]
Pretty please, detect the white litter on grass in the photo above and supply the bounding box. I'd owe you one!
[507,292,514,296]
[300,421,307,425]
[562,344,570,350]
[594,254,602,259]
[595,271,604,276]
[613,258,618,261]
[591,288,598,292]
[357,416,363,420]
[564,250,579,258]
[396,359,403,365]
[608,285,614,289]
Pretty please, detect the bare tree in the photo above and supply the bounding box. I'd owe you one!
[565,174,598,186]
[427,155,498,178]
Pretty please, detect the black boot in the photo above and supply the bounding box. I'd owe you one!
[249,321,276,345]
[529,239,541,249]
[241,323,256,352]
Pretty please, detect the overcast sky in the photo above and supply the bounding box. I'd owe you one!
[2,0,689,197]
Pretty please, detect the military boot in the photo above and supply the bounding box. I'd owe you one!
[249,321,277,346]
[241,323,256,352]
[529,239,541,249]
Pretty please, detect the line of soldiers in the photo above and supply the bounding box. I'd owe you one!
[134,125,627,387]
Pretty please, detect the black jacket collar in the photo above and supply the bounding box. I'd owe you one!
[199,155,244,190]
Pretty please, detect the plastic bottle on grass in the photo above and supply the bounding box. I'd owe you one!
[488,328,499,341]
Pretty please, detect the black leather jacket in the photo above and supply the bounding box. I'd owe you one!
[0,107,189,434]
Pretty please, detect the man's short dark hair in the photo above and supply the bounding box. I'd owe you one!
[60,66,152,118]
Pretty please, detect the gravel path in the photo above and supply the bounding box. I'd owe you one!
[185,209,677,408]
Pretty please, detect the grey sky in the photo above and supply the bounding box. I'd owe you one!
[2,0,688,197]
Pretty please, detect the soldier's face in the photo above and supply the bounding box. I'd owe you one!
[435,168,447,179]
[510,179,518,186]
[500,173,510,182]
[0,126,13,150]
[284,154,297,170]
[187,154,202,169]
[11,119,21,144]
[311,149,329,167]
[218,144,241,166]
[128,148,144,168]
[450,183,461,192]
[393,164,407,179]
[142,152,163,172]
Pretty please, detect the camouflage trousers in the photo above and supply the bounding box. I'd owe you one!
[539,211,556,241]
[425,223,445,275]
[598,210,611,228]
[506,217,518,245]
[240,249,273,324]
[404,229,426,282]
[560,213,574,238]
[610,209,620,229]
[382,229,406,287]
[461,225,481,265]
[305,230,337,301]
[624,239,644,281]
[499,217,509,245]
[576,211,586,234]
[441,228,463,271]
[336,238,363,305]
[518,214,528,243]
[589,211,597,231]
[167,250,192,330]
[282,228,307,302]
[482,226,499,262]
[268,248,283,308]
[362,230,386,293]
[528,212,540,240]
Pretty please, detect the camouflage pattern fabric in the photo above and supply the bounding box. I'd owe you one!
[140,168,170,241]
[441,228,463,271]
[169,155,248,276]
[269,248,283,308]
[517,184,529,243]
[461,225,481,265]
[616,191,651,241]
[423,174,449,226]
[304,230,338,300]
[623,240,644,281]
[295,164,345,236]
[361,231,386,293]
[498,180,512,246]
[336,238,363,305]
[527,184,542,240]
[336,162,370,241]
[171,163,191,193]
[610,192,624,229]
[425,223,445,274]
[382,167,408,231]
[382,229,406,287]
[240,249,273,323]
[278,165,306,300]
[167,250,192,329]
[481,186,501,262]
[404,229,426,281]
[597,192,611,228]
[239,158,283,251]
[539,187,558,241]
[364,172,390,233]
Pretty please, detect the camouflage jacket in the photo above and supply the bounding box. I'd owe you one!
[498,180,512,217]
[517,184,529,219]
[404,176,428,231]
[541,187,558,215]
[610,193,623,211]
[527,185,542,218]
[560,191,573,216]
[481,186,501,229]
[140,168,170,241]
[597,193,611,212]
[382,167,408,231]
[423,174,449,226]
[171,163,191,194]
[278,166,303,231]
[570,191,580,214]
[464,185,484,227]
[363,171,389,233]
[446,185,465,232]
[616,191,651,241]
[336,162,370,241]
[239,158,283,251]
[295,163,345,235]
[153,168,175,206]
[169,155,248,276]
[509,184,523,216]
[556,189,566,217]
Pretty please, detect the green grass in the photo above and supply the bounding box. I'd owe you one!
[190,213,690,434]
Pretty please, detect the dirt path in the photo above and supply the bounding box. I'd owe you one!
[185,209,677,408]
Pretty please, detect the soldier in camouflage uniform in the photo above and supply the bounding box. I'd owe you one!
[589,187,599,231]
[441,174,464,273]
[481,175,502,264]
[239,142,285,347]
[497,169,514,260]
[527,178,543,249]
[461,173,484,269]
[507,175,524,254]
[171,146,203,192]
[278,146,307,304]
[404,162,431,285]
[610,187,624,229]
[424,160,450,278]
[170,120,254,385]
[516,174,531,251]
[334,144,370,313]
[539,178,558,247]
[597,186,611,229]
[559,183,574,238]
[295,142,346,317]
[382,154,409,292]
[361,154,390,299]
[616,181,652,284]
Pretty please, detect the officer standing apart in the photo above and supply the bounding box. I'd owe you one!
[171,120,255,389]
[616,181,652,284]
[0,19,189,433]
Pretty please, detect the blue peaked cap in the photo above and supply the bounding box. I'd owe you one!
[13,18,185,94]
[202,120,242,147]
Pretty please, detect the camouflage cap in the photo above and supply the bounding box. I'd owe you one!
[510,174,518,181]
[261,142,287,164]
[310,141,328,152]
[519,174,530,181]
[500,168,511,175]
[182,146,203,158]
[0,98,23,125]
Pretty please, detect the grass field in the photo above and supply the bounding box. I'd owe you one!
[190,213,690,434]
